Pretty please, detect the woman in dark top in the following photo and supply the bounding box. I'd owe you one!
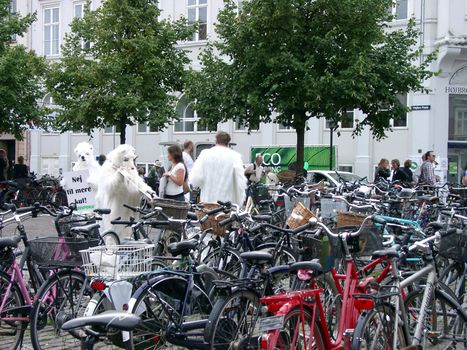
[0,149,8,181]
[402,159,414,184]
[13,156,29,179]
[391,159,408,183]
[374,158,390,183]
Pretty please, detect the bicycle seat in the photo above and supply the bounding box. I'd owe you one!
[240,251,274,264]
[70,223,100,234]
[167,239,197,257]
[289,260,323,273]
[372,245,400,259]
[187,211,198,220]
[61,312,141,332]
[94,208,111,215]
[0,236,21,248]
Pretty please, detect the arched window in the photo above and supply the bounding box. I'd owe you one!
[174,95,208,132]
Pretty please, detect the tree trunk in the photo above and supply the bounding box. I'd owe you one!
[295,123,305,175]
[119,118,126,144]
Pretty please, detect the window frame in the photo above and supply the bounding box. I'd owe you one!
[324,110,355,130]
[174,101,209,133]
[276,123,294,132]
[391,94,408,129]
[43,5,60,57]
[42,94,60,134]
[390,0,409,21]
[186,0,208,42]
[103,125,121,135]
[137,121,159,134]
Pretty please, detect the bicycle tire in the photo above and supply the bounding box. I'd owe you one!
[255,243,297,266]
[101,230,121,245]
[128,274,211,350]
[202,246,244,277]
[440,261,465,301]
[265,307,326,350]
[404,287,466,348]
[204,289,260,350]
[351,303,408,350]
[29,270,90,350]
[0,270,27,350]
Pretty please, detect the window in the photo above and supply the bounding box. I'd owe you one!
[174,96,209,132]
[390,0,408,20]
[325,110,354,129]
[103,125,121,134]
[187,0,207,41]
[235,118,246,131]
[393,94,408,127]
[74,1,91,49]
[277,123,293,131]
[237,0,244,11]
[44,7,60,57]
[137,122,158,133]
[338,165,353,173]
[449,95,467,141]
[42,94,59,133]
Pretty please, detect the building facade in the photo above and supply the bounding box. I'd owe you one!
[0,0,33,169]
[25,0,467,183]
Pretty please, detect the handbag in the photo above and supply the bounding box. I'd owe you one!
[183,180,191,194]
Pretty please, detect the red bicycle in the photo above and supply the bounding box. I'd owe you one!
[259,216,407,349]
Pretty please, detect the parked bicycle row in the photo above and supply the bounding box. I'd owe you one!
[0,177,466,349]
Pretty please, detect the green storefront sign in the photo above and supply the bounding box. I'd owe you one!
[250,145,337,171]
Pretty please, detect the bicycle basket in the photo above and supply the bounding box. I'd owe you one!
[439,230,467,263]
[152,198,190,232]
[29,236,99,267]
[286,202,315,229]
[80,243,155,280]
[300,233,337,271]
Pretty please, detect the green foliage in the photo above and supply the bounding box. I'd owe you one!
[0,0,46,139]
[46,0,195,143]
[187,0,436,169]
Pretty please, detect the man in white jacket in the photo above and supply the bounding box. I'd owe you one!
[190,131,247,205]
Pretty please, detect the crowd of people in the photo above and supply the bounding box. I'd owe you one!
[0,149,31,183]
[374,150,439,187]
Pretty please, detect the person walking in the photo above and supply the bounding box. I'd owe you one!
[0,149,8,181]
[418,151,436,185]
[182,140,194,174]
[244,155,264,184]
[391,159,408,184]
[374,158,390,183]
[162,145,186,202]
[190,131,247,205]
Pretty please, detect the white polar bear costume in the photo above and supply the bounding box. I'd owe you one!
[95,144,155,240]
[61,142,101,194]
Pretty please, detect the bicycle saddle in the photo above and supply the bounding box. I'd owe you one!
[70,223,100,234]
[168,239,198,257]
[289,260,323,273]
[371,245,400,259]
[61,311,141,332]
[240,251,274,264]
[0,235,21,248]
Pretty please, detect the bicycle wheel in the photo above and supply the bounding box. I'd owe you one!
[405,287,466,348]
[204,289,260,350]
[351,303,408,350]
[202,246,244,277]
[440,261,465,301]
[29,270,90,350]
[266,307,326,350]
[0,271,27,350]
[101,230,121,245]
[128,275,211,350]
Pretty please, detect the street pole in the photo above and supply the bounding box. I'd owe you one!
[329,124,337,171]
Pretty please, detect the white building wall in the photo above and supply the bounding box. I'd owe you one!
[24,0,467,182]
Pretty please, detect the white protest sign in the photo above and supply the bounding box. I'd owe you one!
[63,170,95,212]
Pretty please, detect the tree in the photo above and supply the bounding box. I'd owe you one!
[0,0,46,139]
[46,0,195,144]
[187,0,436,170]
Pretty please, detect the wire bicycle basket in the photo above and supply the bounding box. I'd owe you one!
[80,243,155,280]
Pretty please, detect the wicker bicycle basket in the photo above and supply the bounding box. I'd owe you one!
[152,198,190,231]
[336,212,369,228]
[277,170,297,184]
[439,230,467,263]
[287,202,315,229]
[29,236,99,267]
[195,202,230,237]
